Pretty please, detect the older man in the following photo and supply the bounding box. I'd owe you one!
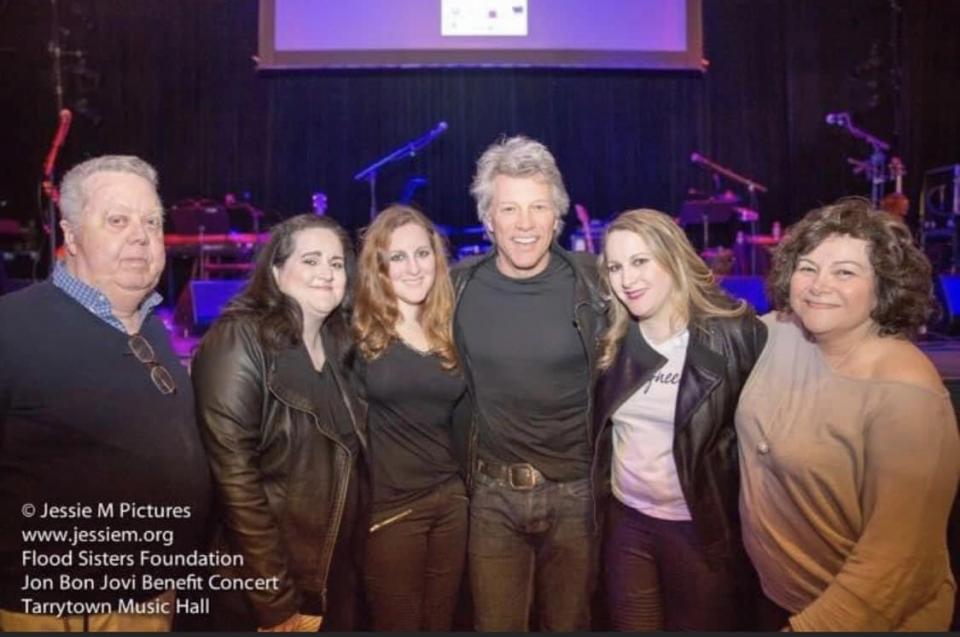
[452,136,606,631]
[0,156,211,631]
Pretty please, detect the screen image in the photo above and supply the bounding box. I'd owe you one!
[259,0,703,70]
[441,0,529,37]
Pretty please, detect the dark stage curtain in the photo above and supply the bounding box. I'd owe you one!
[1,0,958,242]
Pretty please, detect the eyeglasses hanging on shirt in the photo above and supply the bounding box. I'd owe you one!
[127,334,177,395]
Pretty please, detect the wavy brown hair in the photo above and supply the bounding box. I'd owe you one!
[219,214,356,357]
[767,197,935,338]
[598,209,746,370]
[353,205,458,370]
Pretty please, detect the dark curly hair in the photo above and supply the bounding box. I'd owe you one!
[221,214,357,355]
[767,197,935,338]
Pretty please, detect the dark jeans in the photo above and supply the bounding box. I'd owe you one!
[604,498,738,631]
[468,470,599,631]
[364,477,469,631]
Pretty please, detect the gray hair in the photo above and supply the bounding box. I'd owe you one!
[59,155,159,226]
[469,136,570,231]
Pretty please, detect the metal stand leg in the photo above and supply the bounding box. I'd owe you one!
[367,174,378,221]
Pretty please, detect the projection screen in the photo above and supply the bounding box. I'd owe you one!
[258,0,704,71]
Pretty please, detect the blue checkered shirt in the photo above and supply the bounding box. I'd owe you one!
[51,262,163,333]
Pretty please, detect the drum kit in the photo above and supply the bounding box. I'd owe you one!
[559,154,780,277]
[676,189,775,276]
[444,187,779,276]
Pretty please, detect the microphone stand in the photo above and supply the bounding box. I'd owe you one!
[354,122,448,220]
[690,153,768,274]
[829,112,891,207]
[690,153,769,195]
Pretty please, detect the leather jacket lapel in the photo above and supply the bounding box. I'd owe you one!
[266,343,366,446]
[595,324,665,434]
[674,326,725,434]
[267,344,322,415]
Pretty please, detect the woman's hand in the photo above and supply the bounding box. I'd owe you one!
[258,613,323,632]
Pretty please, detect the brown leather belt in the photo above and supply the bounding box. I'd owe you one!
[477,458,546,491]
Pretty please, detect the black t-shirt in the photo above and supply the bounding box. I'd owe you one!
[360,341,466,509]
[457,256,591,481]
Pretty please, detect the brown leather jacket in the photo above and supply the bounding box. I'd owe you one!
[192,317,367,628]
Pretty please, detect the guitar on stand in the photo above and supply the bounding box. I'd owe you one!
[574,204,596,254]
[881,157,909,220]
[40,109,73,272]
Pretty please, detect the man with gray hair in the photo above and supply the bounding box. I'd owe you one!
[0,156,211,631]
[452,136,606,630]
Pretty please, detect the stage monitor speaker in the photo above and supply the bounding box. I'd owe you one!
[718,275,770,315]
[175,279,247,334]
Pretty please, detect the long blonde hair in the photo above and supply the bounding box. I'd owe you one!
[597,209,746,370]
[353,205,458,370]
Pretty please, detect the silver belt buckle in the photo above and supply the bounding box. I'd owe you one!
[509,464,537,490]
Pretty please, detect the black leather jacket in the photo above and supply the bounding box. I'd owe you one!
[591,312,766,568]
[450,244,608,489]
[192,317,368,628]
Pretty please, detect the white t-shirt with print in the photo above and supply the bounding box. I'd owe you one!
[611,327,691,521]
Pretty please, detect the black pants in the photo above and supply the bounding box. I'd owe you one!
[364,477,468,631]
[604,498,739,631]
[754,591,791,631]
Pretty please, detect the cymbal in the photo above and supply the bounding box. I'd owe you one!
[733,206,760,222]
[682,190,741,205]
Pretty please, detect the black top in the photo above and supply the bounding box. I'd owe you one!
[360,340,466,509]
[307,351,361,459]
[304,354,363,621]
[308,351,363,613]
[0,282,212,608]
[457,257,591,481]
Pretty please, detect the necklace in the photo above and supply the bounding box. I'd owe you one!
[821,332,874,374]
